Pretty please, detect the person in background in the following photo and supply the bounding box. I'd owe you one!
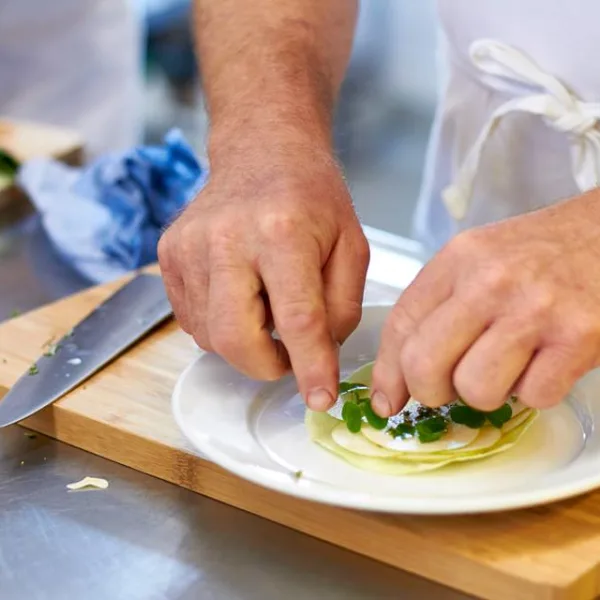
[0,0,142,158]
[155,0,600,421]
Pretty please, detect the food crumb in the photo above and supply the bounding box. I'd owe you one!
[24,432,37,439]
[20,461,24,466]
[66,476,109,492]
[292,470,303,480]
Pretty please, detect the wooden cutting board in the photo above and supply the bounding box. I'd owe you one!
[0,118,83,165]
[0,118,83,217]
[1,267,600,600]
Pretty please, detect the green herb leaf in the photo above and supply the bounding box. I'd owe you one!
[417,415,447,432]
[392,423,415,438]
[338,381,369,396]
[342,401,362,433]
[449,405,486,429]
[415,405,436,420]
[9,309,21,319]
[62,328,74,340]
[28,364,39,376]
[415,415,448,444]
[486,403,513,428]
[416,428,446,443]
[360,401,388,430]
[0,149,19,177]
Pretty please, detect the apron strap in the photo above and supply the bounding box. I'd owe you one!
[442,39,600,221]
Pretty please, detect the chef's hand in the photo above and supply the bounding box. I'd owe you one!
[371,190,600,417]
[158,136,369,411]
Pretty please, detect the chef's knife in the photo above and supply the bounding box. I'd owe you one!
[0,273,173,427]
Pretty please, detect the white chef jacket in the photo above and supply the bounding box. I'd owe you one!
[0,0,143,158]
[414,0,600,255]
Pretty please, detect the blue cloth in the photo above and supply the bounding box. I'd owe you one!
[17,129,206,283]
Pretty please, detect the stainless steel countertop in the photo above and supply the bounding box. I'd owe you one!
[0,216,471,600]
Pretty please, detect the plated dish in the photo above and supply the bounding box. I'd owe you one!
[173,304,598,515]
[308,361,539,475]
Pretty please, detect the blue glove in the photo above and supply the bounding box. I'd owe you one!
[17,128,206,283]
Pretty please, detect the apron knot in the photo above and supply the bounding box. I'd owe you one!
[546,98,598,136]
[442,39,600,221]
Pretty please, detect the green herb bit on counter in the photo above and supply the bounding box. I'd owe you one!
[43,343,61,357]
[28,364,39,376]
[9,309,21,319]
[62,328,75,340]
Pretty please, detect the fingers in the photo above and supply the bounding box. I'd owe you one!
[260,237,338,412]
[515,344,595,409]
[207,260,290,380]
[185,269,212,351]
[322,231,370,344]
[159,223,213,348]
[158,234,191,334]
[398,296,489,409]
[162,269,190,332]
[177,234,211,350]
[371,259,454,416]
[452,316,540,410]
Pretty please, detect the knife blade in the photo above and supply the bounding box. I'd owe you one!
[0,273,173,427]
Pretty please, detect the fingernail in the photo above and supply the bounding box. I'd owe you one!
[307,388,334,411]
[372,391,391,417]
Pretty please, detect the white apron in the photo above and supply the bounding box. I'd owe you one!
[414,0,600,254]
[0,0,143,158]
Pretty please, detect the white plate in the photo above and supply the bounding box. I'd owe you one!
[172,304,600,515]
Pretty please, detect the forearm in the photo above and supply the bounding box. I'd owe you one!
[193,0,358,162]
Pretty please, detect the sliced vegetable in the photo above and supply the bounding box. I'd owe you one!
[66,476,109,491]
[306,409,539,475]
